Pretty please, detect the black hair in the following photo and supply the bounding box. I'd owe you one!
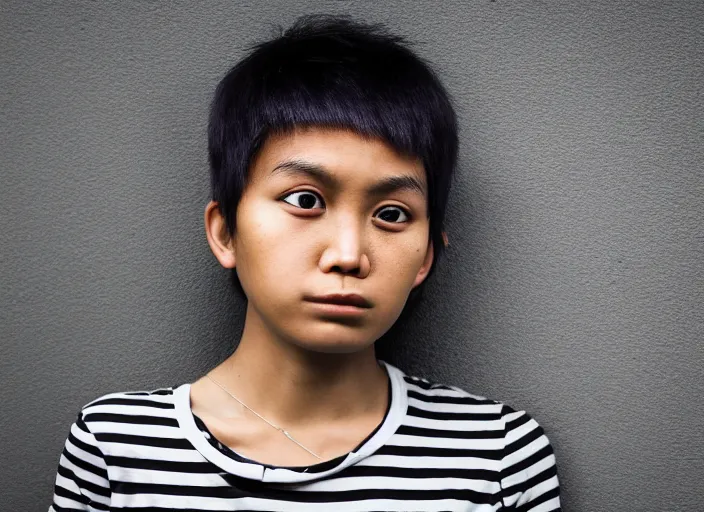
[208,13,458,314]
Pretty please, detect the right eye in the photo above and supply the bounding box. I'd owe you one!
[281,190,325,210]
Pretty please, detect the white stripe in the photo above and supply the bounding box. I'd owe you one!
[55,457,110,505]
[58,453,109,494]
[99,442,207,461]
[298,475,496,492]
[408,397,500,414]
[359,454,502,471]
[84,389,174,407]
[53,471,82,495]
[405,413,504,431]
[502,409,525,423]
[503,434,550,469]
[85,402,178,418]
[526,496,561,512]
[238,497,502,512]
[405,382,489,401]
[505,416,539,445]
[516,474,560,507]
[49,494,86,510]
[65,429,107,472]
[502,453,556,489]
[111,492,233,510]
[389,433,504,450]
[88,421,183,438]
[110,466,225,486]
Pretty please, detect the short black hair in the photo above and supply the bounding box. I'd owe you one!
[208,13,459,311]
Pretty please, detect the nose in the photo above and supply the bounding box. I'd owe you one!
[318,216,370,279]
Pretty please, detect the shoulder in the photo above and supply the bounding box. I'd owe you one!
[76,385,180,434]
[401,370,505,416]
[400,370,553,440]
[400,370,562,510]
[50,386,181,509]
[400,369,554,430]
[81,385,177,408]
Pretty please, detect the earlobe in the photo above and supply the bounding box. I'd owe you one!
[204,200,236,269]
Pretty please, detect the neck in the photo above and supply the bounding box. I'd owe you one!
[210,303,389,428]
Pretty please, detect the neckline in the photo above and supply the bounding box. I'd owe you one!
[191,369,392,472]
[172,360,408,483]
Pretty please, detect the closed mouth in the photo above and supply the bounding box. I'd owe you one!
[305,294,372,308]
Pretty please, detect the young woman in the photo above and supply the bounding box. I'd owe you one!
[50,14,561,511]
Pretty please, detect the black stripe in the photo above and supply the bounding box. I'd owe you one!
[95,432,193,449]
[71,419,104,460]
[56,463,110,499]
[53,481,90,506]
[84,412,179,427]
[52,471,110,511]
[104,456,215,473]
[378,444,503,460]
[503,464,558,497]
[402,376,435,389]
[344,464,498,481]
[514,485,561,512]
[86,396,176,409]
[61,446,109,485]
[505,411,531,432]
[402,377,469,394]
[50,503,97,512]
[505,424,543,455]
[123,388,174,396]
[501,444,554,480]
[407,405,501,421]
[396,424,504,439]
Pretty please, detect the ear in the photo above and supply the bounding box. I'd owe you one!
[411,238,435,289]
[204,200,236,269]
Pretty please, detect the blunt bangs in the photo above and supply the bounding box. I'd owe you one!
[208,14,458,299]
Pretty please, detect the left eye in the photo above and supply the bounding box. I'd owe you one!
[375,206,409,223]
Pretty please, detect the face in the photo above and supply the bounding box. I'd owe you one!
[207,126,433,354]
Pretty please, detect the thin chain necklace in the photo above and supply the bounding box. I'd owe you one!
[205,373,323,461]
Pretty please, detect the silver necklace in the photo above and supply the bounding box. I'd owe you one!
[204,373,323,461]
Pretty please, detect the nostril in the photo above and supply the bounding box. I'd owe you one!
[331,265,360,275]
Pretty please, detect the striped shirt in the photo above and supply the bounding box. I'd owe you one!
[49,360,561,511]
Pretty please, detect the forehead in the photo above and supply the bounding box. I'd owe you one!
[248,126,427,192]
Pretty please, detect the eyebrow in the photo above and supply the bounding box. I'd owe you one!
[271,159,427,197]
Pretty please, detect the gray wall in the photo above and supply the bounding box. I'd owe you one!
[2,1,702,510]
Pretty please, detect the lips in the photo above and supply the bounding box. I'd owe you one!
[306,293,372,308]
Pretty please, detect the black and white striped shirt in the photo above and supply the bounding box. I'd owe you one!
[49,360,561,511]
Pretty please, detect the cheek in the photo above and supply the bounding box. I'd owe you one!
[375,236,428,288]
[236,201,311,280]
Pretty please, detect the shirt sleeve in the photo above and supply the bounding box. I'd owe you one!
[49,410,111,511]
[499,404,561,511]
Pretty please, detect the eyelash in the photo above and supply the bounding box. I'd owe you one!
[280,190,412,224]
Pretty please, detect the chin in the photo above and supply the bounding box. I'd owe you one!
[287,326,378,355]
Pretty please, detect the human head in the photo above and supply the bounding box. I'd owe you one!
[208,13,458,319]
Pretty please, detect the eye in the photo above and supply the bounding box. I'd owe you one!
[281,190,325,210]
[375,205,410,223]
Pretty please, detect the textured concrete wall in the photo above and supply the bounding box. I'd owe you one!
[2,1,702,510]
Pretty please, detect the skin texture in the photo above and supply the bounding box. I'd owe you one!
[191,126,434,466]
